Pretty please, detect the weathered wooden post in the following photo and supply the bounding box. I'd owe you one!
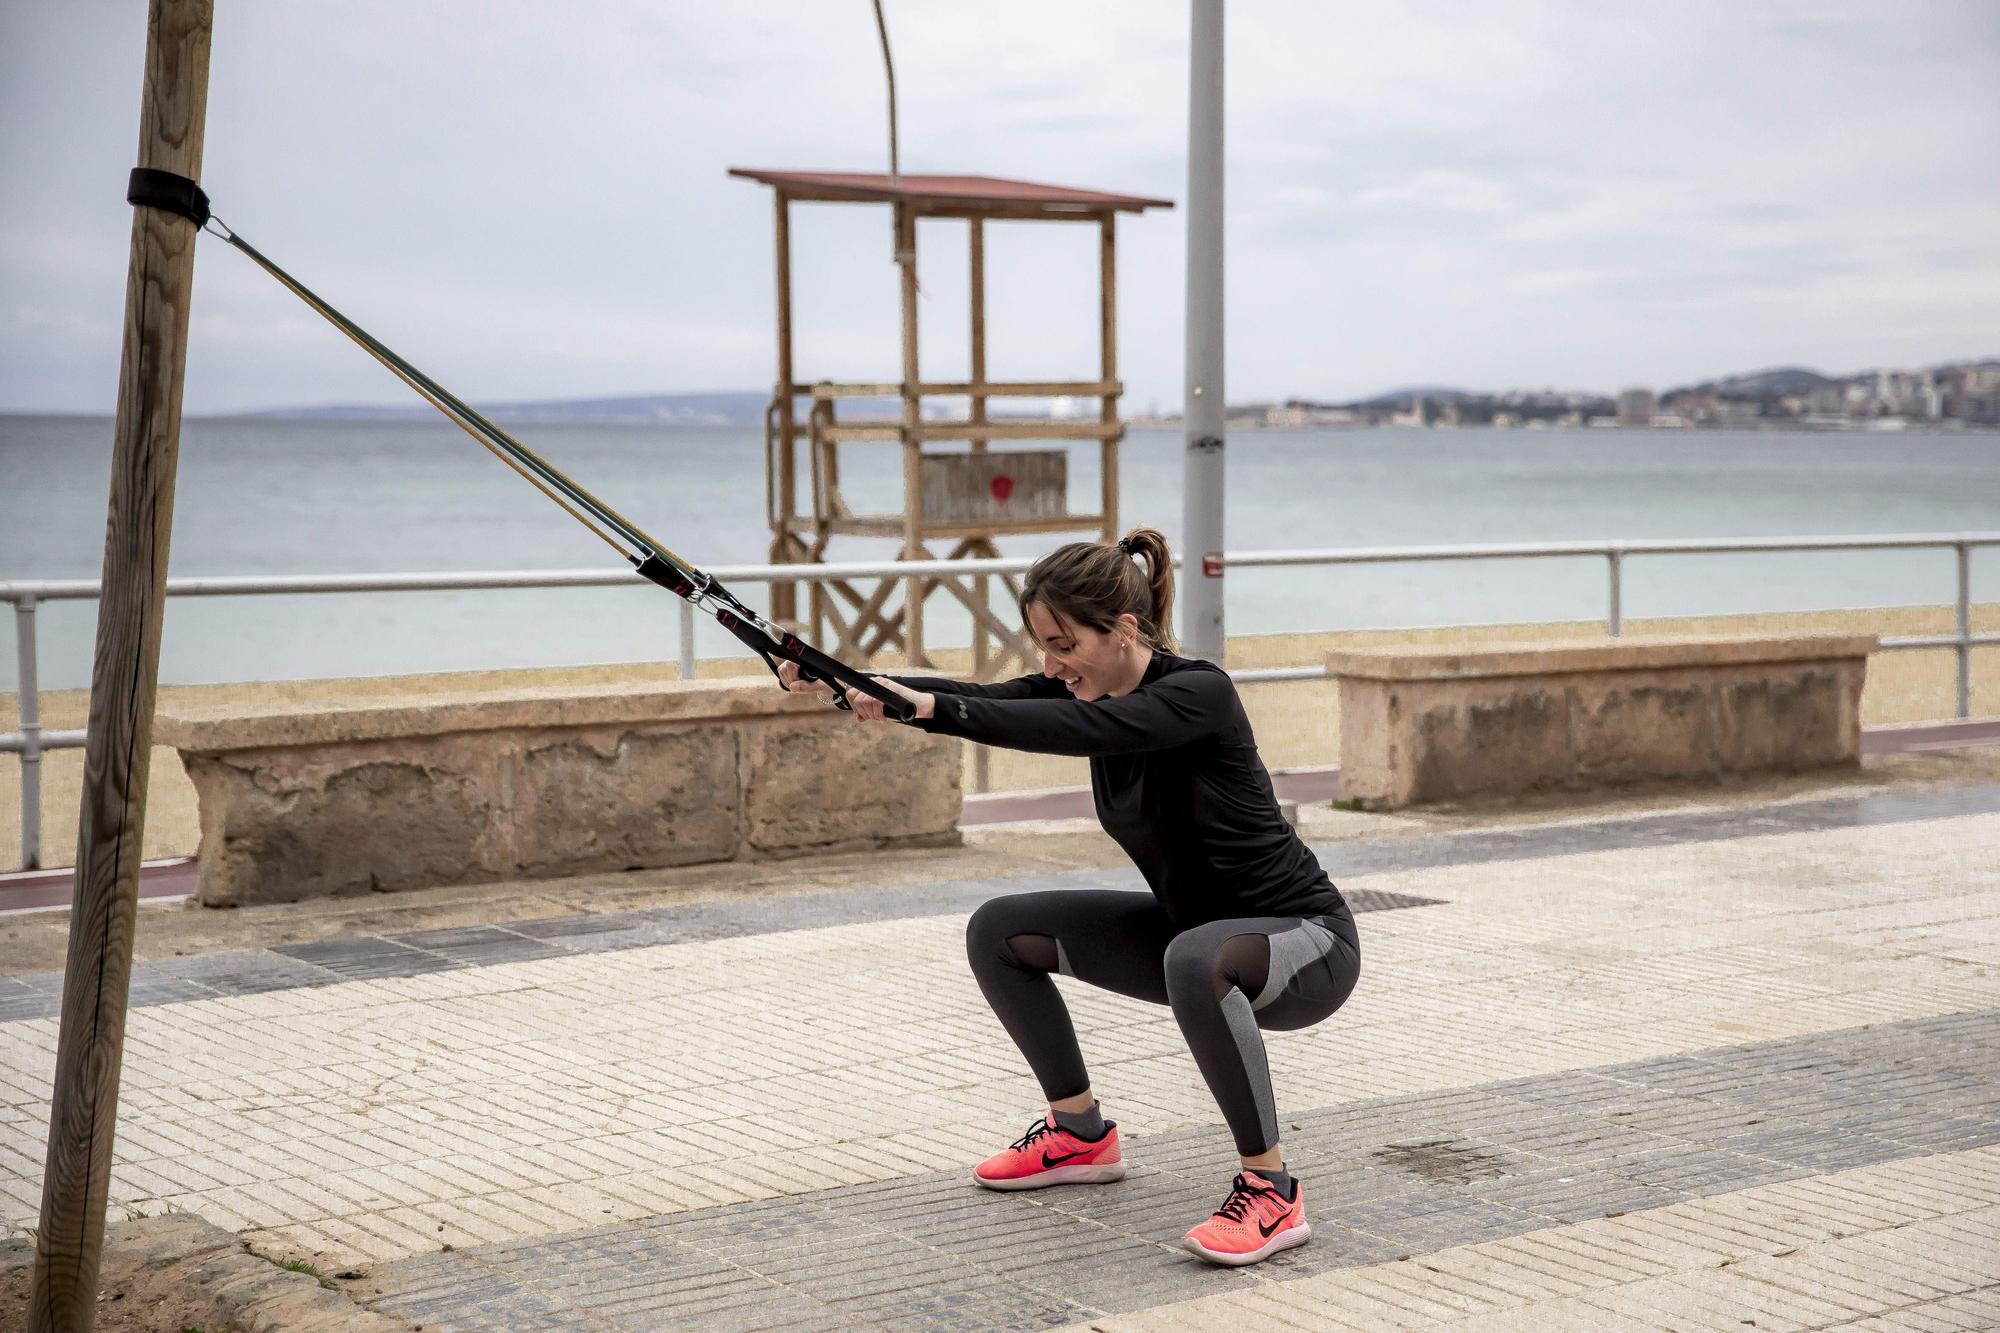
[769,189,800,624]
[31,0,212,1327]
[1099,211,1120,540]
[896,200,926,666]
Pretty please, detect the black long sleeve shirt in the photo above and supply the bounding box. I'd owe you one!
[901,652,1352,937]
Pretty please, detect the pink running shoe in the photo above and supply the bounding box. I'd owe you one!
[1182,1172,1311,1266]
[972,1114,1126,1190]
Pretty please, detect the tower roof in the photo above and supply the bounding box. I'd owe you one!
[729,169,1171,215]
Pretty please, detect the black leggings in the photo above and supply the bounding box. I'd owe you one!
[966,890,1360,1157]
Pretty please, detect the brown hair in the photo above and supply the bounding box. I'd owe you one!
[1019,527,1178,654]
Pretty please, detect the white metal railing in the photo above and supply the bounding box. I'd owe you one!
[4,533,1995,870]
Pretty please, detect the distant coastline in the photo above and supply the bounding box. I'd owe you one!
[1205,357,2000,432]
[10,354,1991,432]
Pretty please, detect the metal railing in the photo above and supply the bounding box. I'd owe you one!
[5,532,1995,870]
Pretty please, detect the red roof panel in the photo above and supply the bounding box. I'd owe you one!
[728,168,1171,212]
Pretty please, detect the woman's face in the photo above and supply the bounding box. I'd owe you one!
[1025,601,1136,701]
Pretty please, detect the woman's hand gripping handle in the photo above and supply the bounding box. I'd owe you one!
[777,661,934,722]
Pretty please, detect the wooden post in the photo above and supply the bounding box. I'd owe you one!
[1099,211,1121,540]
[968,217,988,456]
[771,190,799,623]
[32,1,210,1328]
[897,201,927,666]
[967,217,989,687]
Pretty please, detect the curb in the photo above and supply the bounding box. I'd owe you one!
[2,1213,406,1332]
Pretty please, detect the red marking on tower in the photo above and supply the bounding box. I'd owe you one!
[990,474,1015,503]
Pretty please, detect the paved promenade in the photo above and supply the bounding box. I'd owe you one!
[3,783,1998,1329]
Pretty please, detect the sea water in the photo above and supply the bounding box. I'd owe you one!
[2,414,1995,690]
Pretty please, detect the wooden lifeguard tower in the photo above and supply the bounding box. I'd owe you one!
[730,168,1171,677]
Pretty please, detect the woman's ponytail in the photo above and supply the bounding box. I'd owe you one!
[1120,527,1177,654]
[1019,526,1181,655]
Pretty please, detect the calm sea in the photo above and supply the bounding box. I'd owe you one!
[2,414,1995,690]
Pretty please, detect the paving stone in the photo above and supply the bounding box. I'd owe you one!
[147,949,344,995]
[1336,888,1448,913]
[0,993,56,1023]
[15,786,2000,1330]
[274,936,468,980]
[364,1000,2000,1320]
[386,925,570,966]
[19,783,1996,1025]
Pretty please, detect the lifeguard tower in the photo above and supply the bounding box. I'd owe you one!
[730,168,1171,677]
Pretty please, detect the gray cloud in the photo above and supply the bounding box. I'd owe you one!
[2,0,1995,414]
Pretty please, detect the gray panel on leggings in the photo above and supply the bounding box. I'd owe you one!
[1055,939,1075,977]
[1253,920,1340,1011]
[1221,987,1279,1149]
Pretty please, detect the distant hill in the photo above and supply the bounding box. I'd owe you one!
[232,354,1997,425]
[1659,366,1838,399]
[1350,386,1480,408]
[1339,385,1610,413]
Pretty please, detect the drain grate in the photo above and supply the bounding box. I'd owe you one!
[1344,887,1447,914]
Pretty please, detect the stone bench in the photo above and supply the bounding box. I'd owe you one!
[155,679,962,906]
[1327,633,1876,808]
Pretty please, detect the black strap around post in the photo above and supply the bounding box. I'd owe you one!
[126,167,210,226]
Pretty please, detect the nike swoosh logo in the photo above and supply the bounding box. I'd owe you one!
[1257,1212,1292,1238]
[1041,1150,1088,1168]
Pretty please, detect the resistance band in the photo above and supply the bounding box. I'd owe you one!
[126,168,913,721]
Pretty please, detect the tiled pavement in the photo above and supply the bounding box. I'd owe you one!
[1,786,1997,1329]
[364,1012,2000,1331]
[2,783,1993,1025]
[0,879,1435,1025]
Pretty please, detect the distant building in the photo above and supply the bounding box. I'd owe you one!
[1617,387,1656,427]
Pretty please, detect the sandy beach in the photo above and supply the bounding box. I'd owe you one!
[3,602,1994,867]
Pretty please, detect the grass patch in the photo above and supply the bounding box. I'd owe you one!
[275,1256,337,1290]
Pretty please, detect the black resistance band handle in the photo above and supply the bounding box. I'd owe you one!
[764,623,918,723]
[632,554,915,722]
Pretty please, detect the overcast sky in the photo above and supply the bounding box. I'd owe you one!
[4,1,1997,415]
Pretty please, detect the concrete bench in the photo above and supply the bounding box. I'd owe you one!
[1327,633,1875,808]
[155,679,961,906]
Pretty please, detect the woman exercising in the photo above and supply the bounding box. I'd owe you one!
[780,527,1359,1266]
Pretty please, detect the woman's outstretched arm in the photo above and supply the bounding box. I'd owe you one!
[913,665,1231,757]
